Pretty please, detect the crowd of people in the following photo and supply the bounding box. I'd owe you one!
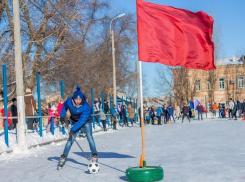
[218,98,245,120]
[1,92,245,132]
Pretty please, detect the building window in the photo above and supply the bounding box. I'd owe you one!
[195,79,201,91]
[207,81,211,90]
[219,78,225,90]
[238,76,244,89]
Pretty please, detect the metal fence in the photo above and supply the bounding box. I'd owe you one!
[1,64,138,148]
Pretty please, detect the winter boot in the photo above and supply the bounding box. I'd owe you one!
[92,154,98,163]
[57,154,66,169]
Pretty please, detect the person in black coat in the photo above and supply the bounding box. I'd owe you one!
[197,103,203,121]
[241,99,245,115]
[162,104,168,124]
[188,105,192,118]
[104,100,109,114]
[237,100,242,118]
[10,98,18,129]
[182,104,190,123]
[150,106,155,125]
[121,106,128,126]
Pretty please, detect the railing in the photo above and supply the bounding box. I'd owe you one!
[0,113,115,148]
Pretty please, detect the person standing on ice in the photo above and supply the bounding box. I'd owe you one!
[182,103,190,123]
[58,87,98,168]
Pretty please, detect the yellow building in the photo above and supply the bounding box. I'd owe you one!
[173,55,245,111]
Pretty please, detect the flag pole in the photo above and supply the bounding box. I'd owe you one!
[139,61,146,166]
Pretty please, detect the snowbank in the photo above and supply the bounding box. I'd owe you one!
[0,123,104,154]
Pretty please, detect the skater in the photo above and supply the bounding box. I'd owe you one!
[156,105,163,125]
[167,105,175,122]
[99,109,107,131]
[212,102,217,118]
[10,98,18,129]
[197,103,203,121]
[24,88,36,130]
[182,103,190,123]
[228,98,234,120]
[175,106,181,120]
[58,87,98,169]
[242,99,245,115]
[121,105,128,126]
[47,105,59,133]
[1,106,13,130]
[110,104,118,130]
[146,108,150,124]
[128,104,134,126]
[232,101,237,120]
[162,104,168,124]
[150,106,155,124]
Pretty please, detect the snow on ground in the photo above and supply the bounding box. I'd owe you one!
[0,124,103,153]
[1,118,245,182]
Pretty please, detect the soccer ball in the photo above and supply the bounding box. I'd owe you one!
[88,162,100,174]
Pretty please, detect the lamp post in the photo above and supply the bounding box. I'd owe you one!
[110,13,125,105]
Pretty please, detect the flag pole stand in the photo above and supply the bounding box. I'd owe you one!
[126,61,164,182]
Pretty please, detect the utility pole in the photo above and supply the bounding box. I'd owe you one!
[13,0,27,150]
[111,30,117,105]
[110,13,125,105]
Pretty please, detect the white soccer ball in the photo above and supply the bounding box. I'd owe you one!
[88,162,100,174]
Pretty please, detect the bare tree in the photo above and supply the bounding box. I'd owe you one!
[0,0,138,103]
[206,19,222,106]
[155,65,199,107]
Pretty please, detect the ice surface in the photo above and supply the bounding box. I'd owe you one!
[0,119,245,182]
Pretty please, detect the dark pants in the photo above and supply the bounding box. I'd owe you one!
[139,115,142,127]
[27,118,33,130]
[151,116,154,124]
[229,109,233,118]
[182,114,190,122]
[198,112,203,120]
[146,119,150,124]
[232,110,237,119]
[113,121,117,129]
[163,115,167,124]
[157,116,161,125]
[13,119,18,129]
[167,114,175,122]
[123,118,128,126]
[101,120,106,129]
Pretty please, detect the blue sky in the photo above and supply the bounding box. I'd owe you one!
[112,0,245,97]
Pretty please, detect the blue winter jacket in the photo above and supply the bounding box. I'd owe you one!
[156,107,163,117]
[60,97,91,132]
[110,106,117,118]
[233,102,237,111]
[167,107,174,115]
[197,105,203,112]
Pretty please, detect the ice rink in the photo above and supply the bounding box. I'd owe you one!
[1,118,245,182]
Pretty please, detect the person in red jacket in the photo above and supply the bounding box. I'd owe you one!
[57,97,65,126]
[1,106,13,130]
[46,105,59,133]
[58,97,64,115]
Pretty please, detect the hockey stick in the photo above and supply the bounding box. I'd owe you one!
[64,125,91,161]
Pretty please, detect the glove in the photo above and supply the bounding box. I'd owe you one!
[60,117,65,125]
[69,130,75,137]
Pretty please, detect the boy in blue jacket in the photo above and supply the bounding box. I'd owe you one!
[58,87,98,168]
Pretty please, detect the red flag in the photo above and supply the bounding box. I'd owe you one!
[137,0,216,70]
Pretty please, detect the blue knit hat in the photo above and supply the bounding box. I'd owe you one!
[73,87,83,100]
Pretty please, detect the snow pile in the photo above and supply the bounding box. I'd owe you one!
[0,123,104,154]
